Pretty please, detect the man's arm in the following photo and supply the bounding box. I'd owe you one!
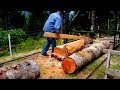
[54,17,62,35]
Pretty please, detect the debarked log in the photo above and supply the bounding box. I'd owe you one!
[52,37,93,60]
[61,41,110,74]
[0,60,40,79]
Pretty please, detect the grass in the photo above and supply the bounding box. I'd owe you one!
[0,37,64,59]
[110,55,120,70]
[14,37,46,53]
[0,37,65,68]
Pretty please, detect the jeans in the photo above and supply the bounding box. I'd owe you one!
[41,38,56,55]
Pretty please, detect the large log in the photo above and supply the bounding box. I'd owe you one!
[0,60,40,79]
[44,32,87,40]
[52,37,93,60]
[61,41,110,74]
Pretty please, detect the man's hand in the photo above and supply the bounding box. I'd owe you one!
[56,29,60,35]
[55,29,60,39]
[56,34,60,39]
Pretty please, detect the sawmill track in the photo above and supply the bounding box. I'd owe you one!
[0,51,41,67]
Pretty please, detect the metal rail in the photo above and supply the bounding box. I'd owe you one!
[86,57,107,79]
[0,51,41,67]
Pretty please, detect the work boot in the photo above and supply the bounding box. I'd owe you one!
[41,53,49,56]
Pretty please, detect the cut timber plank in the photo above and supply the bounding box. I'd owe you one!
[44,32,87,40]
[103,49,120,55]
[105,68,120,79]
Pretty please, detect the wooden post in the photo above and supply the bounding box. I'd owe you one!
[104,50,111,79]
[8,34,12,57]
[103,49,120,55]
[105,68,120,79]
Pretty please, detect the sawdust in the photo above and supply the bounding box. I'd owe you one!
[34,55,65,79]
[33,51,91,79]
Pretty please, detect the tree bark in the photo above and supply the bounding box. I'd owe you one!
[61,41,110,74]
[0,60,40,79]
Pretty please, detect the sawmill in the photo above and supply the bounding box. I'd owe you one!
[0,9,120,79]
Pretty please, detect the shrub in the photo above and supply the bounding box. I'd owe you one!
[0,28,26,49]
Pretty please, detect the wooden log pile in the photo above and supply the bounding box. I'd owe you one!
[0,60,40,79]
[52,37,93,60]
[61,41,110,74]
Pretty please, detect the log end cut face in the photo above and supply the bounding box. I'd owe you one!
[61,58,76,74]
[54,47,67,57]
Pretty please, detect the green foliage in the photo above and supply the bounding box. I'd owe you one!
[109,16,116,36]
[14,37,34,53]
[13,37,46,53]
[0,28,26,49]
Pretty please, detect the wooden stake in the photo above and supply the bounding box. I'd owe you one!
[104,50,111,79]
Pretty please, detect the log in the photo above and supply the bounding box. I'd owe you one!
[61,41,110,74]
[52,37,93,60]
[105,68,120,79]
[0,60,40,79]
[44,32,88,40]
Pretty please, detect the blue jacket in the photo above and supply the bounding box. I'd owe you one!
[43,12,62,33]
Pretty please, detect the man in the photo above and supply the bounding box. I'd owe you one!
[41,11,63,56]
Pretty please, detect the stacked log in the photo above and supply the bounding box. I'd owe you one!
[52,37,93,60]
[61,41,110,74]
[0,60,40,79]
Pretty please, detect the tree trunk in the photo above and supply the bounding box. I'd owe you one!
[52,37,93,60]
[0,60,40,79]
[91,11,95,31]
[5,16,8,30]
[61,41,110,74]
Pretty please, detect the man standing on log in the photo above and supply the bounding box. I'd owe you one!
[41,11,63,56]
